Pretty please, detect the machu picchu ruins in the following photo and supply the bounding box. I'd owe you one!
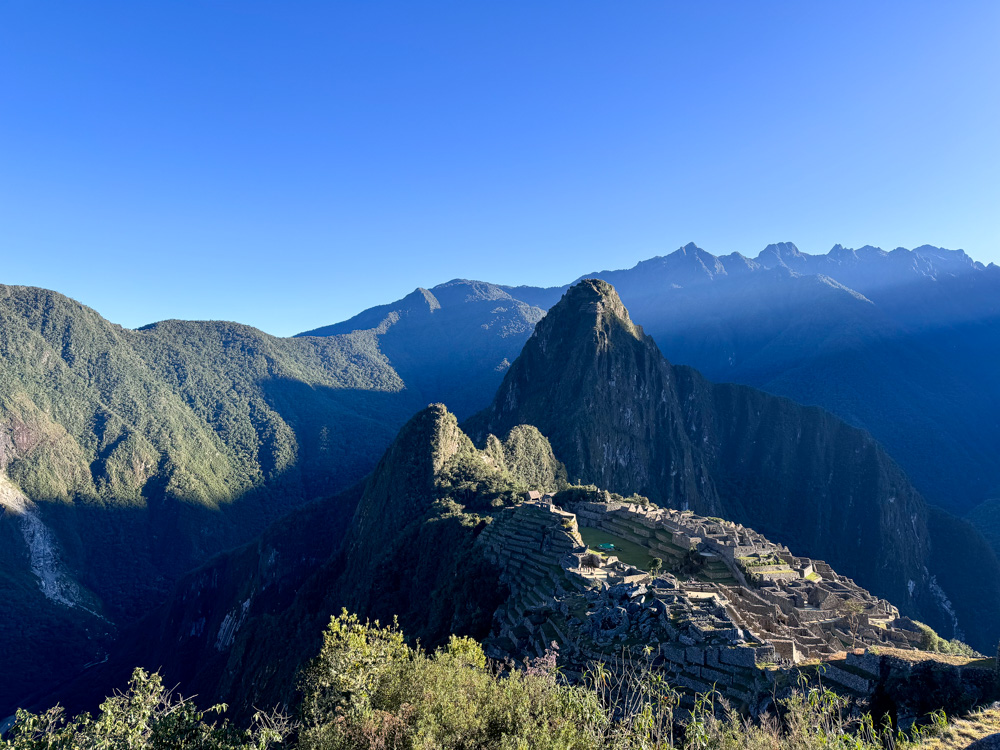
[476,488,932,708]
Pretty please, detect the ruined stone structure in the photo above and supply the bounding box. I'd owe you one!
[476,496,926,707]
[573,500,919,659]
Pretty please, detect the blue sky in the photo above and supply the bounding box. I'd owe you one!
[2,2,998,336]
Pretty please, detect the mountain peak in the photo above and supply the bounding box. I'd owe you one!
[410,287,442,311]
[562,276,618,302]
[464,278,658,444]
[345,403,471,568]
[757,242,804,269]
[551,279,640,341]
[383,402,468,478]
[430,279,514,305]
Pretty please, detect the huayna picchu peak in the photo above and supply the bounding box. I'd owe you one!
[467,280,1000,654]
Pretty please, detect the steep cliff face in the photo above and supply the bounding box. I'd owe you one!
[686,374,933,621]
[466,280,1000,651]
[339,404,470,575]
[581,244,1000,514]
[332,404,528,645]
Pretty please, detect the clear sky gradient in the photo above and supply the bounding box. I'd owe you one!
[2,2,998,336]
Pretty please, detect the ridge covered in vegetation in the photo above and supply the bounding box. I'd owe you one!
[36,404,569,722]
[0,283,419,713]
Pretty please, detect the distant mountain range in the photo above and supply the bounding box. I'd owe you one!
[39,279,1000,721]
[2,241,998,717]
[297,242,1000,517]
[575,243,1000,516]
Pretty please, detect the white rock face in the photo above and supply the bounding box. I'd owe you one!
[0,475,94,613]
[215,597,253,651]
[929,575,962,641]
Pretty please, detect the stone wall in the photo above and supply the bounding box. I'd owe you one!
[562,498,916,662]
[473,498,932,711]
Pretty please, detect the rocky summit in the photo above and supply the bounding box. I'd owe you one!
[467,279,1000,653]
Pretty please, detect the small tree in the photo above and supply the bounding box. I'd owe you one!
[648,557,663,579]
[839,599,866,649]
[299,609,409,727]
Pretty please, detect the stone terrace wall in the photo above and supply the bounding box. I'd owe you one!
[473,498,927,710]
[562,498,918,662]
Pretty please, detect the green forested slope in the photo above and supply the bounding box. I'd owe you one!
[0,286,405,505]
[0,284,418,713]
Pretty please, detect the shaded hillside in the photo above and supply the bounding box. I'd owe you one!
[0,284,420,713]
[968,497,1000,558]
[581,243,1000,513]
[41,404,564,720]
[465,279,1000,652]
[29,481,367,725]
[297,279,546,419]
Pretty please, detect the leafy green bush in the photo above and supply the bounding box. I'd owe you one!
[913,622,981,657]
[2,668,289,750]
[6,615,969,750]
[500,425,568,493]
[298,610,608,750]
[296,612,948,750]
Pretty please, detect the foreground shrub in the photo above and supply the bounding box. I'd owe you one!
[298,612,970,750]
[2,668,289,750]
[4,612,973,750]
[298,610,608,750]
